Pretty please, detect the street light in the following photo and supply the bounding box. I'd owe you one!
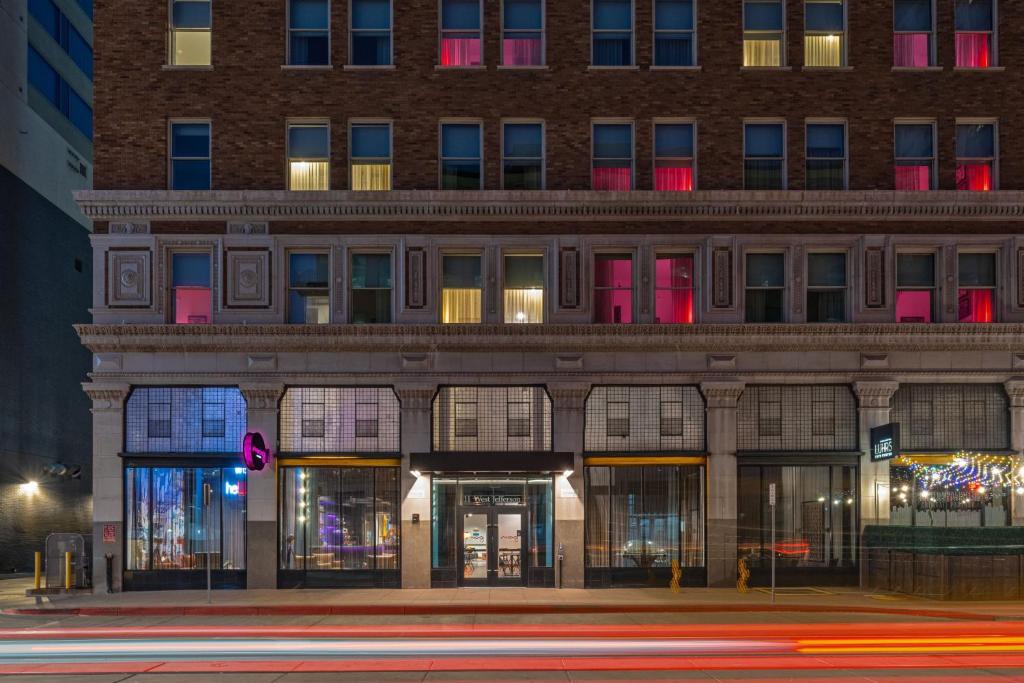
[18,481,39,496]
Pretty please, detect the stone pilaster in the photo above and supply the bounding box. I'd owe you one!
[396,385,436,588]
[83,382,130,593]
[548,383,590,588]
[700,381,744,587]
[1005,379,1024,526]
[238,383,284,590]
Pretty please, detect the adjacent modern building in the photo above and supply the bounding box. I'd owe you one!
[0,0,94,571]
[78,0,1024,592]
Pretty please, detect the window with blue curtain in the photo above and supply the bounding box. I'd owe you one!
[593,0,632,66]
[289,0,330,65]
[744,123,785,190]
[441,123,482,190]
[654,0,694,66]
[503,123,544,190]
[805,123,845,190]
[170,122,211,190]
[351,0,391,65]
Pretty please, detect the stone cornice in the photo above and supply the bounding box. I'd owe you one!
[75,323,1024,354]
[853,381,901,408]
[75,189,1024,223]
[700,381,746,408]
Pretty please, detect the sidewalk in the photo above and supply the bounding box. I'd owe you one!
[4,577,1023,620]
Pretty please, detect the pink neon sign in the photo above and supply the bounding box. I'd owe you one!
[242,432,272,471]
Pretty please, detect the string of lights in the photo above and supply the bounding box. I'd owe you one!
[892,452,1024,504]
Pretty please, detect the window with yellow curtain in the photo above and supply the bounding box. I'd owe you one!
[351,122,392,190]
[288,122,330,191]
[170,0,212,66]
[504,254,544,323]
[442,254,482,323]
[743,0,783,67]
[805,0,845,67]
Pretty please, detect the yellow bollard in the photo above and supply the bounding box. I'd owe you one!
[64,551,72,590]
[33,552,41,590]
[737,556,750,593]
[669,559,682,594]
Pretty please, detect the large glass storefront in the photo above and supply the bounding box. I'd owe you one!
[279,466,400,587]
[584,465,705,587]
[431,477,554,587]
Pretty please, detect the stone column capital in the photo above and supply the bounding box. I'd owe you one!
[700,381,745,409]
[82,382,131,412]
[1004,378,1024,407]
[239,383,285,410]
[853,381,900,409]
[395,384,437,411]
[547,383,591,411]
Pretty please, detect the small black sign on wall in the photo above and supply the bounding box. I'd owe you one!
[870,423,900,462]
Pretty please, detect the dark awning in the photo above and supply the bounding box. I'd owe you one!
[410,452,574,473]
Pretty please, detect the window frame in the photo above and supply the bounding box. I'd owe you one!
[349,0,394,67]
[653,250,698,324]
[743,119,787,190]
[956,248,998,322]
[954,118,998,191]
[502,251,547,324]
[743,0,786,67]
[439,119,484,190]
[168,0,213,67]
[804,0,847,67]
[592,251,636,324]
[652,118,697,191]
[893,119,937,191]
[500,119,546,190]
[500,0,546,67]
[954,0,997,68]
[744,250,787,323]
[169,249,214,324]
[440,251,485,324]
[349,119,393,190]
[591,119,635,191]
[438,0,485,67]
[286,0,332,67]
[892,0,936,67]
[349,249,395,324]
[591,0,636,68]
[168,118,212,191]
[286,249,331,324]
[285,118,331,191]
[651,0,697,68]
[895,250,939,323]
[805,250,849,323]
[804,118,848,191]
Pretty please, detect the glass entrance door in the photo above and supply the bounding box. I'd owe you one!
[460,509,525,586]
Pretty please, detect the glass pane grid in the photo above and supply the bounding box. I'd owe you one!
[432,386,553,451]
[280,387,401,453]
[585,386,705,452]
[126,388,247,453]
[736,385,858,451]
[891,384,1009,451]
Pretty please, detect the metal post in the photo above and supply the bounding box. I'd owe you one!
[33,552,41,591]
[203,483,212,604]
[64,551,72,590]
[768,483,776,605]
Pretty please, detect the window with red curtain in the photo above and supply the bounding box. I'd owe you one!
[955,0,993,67]
[655,255,694,323]
[895,253,935,323]
[503,0,543,66]
[894,122,934,190]
[440,0,482,66]
[594,254,633,323]
[654,123,694,191]
[593,123,633,191]
[958,252,996,322]
[955,122,995,191]
[893,0,932,66]
[172,253,212,324]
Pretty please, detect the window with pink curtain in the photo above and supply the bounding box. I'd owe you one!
[955,123,995,191]
[896,253,935,323]
[893,33,929,66]
[503,39,542,65]
[654,123,694,191]
[894,0,932,66]
[894,123,934,191]
[655,167,693,191]
[959,289,993,322]
[594,254,633,324]
[172,253,212,324]
[956,33,990,67]
[955,0,993,67]
[895,165,931,191]
[655,255,694,324]
[593,123,633,191]
[895,290,933,323]
[956,163,992,191]
[440,38,481,66]
[958,252,996,322]
[174,288,212,324]
[440,0,482,66]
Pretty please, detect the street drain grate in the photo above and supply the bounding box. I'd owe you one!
[755,587,833,596]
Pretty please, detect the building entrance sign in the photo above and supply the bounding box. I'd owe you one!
[870,423,900,462]
[242,432,272,471]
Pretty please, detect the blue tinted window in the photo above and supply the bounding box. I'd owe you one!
[442,123,481,158]
[27,46,60,106]
[895,124,933,157]
[956,124,994,157]
[956,0,992,30]
[353,0,390,28]
[68,88,92,139]
[172,123,210,157]
[28,0,60,39]
[68,25,93,79]
[505,0,542,29]
[173,253,211,287]
[594,0,631,29]
[504,123,542,158]
[290,253,330,287]
[442,0,480,30]
[655,124,694,158]
[894,0,931,31]
[173,0,211,28]
[288,125,329,158]
[352,124,390,158]
[745,124,784,157]
[290,0,329,28]
[76,0,93,19]
[745,1,782,30]
[351,253,392,288]
[807,124,844,158]
[806,1,844,31]
[655,0,693,30]
[746,253,785,288]
[594,124,632,158]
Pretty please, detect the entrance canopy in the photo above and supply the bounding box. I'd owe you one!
[410,451,574,473]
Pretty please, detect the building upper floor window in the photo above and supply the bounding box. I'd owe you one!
[440,0,482,66]
[280,387,400,453]
[890,384,1009,452]
[956,0,994,68]
[169,121,211,190]
[592,122,633,191]
[351,253,393,323]
[737,385,857,452]
[805,121,846,190]
[894,121,935,190]
[592,0,633,66]
[432,386,552,452]
[743,0,784,67]
[287,122,330,191]
[744,122,785,190]
[893,0,934,67]
[288,252,330,324]
[441,254,482,323]
[654,122,694,191]
[351,0,392,65]
[29,0,93,79]
[594,253,633,324]
[654,0,695,67]
[584,385,705,452]
[956,121,996,191]
[958,252,996,322]
[805,0,844,67]
[745,252,784,323]
[125,387,246,453]
[351,122,392,190]
[440,122,482,189]
[655,254,694,323]
[504,254,544,323]
[895,252,936,322]
[807,252,847,323]
[502,122,544,190]
[171,252,212,324]
[503,0,544,66]
[288,0,330,66]
[27,46,92,140]
[169,0,211,66]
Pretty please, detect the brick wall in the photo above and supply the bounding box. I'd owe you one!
[94,0,1024,192]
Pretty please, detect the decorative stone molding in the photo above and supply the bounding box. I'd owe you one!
[559,247,580,309]
[224,249,271,308]
[106,249,151,307]
[109,221,150,234]
[1018,248,1024,308]
[853,381,900,408]
[405,247,426,309]
[707,354,737,370]
[74,190,1024,223]
[791,244,803,316]
[75,323,1024,355]
[1005,379,1024,408]
[227,221,269,235]
[700,382,745,408]
[712,247,733,308]
[239,384,284,410]
[860,353,890,370]
[547,384,590,410]
[864,247,886,308]
[82,383,131,412]
[554,354,584,370]
[395,386,436,410]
